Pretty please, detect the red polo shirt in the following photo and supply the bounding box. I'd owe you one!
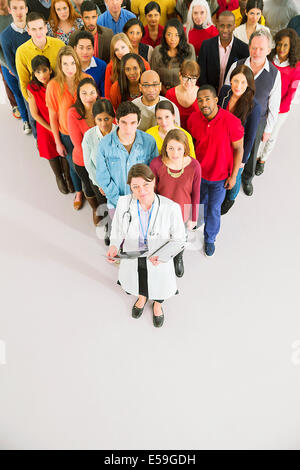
[187,107,244,182]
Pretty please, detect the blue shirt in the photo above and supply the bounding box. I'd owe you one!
[96,128,158,208]
[83,56,106,97]
[97,9,136,35]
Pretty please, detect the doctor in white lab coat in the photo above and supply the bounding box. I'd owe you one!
[107,163,186,328]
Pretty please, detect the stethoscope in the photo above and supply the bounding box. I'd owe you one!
[122,194,161,238]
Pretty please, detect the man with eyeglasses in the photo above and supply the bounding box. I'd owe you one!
[132,70,180,131]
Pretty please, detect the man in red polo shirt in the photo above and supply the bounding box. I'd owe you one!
[187,85,244,256]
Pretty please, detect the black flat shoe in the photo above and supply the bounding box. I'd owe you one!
[255,160,265,176]
[132,298,148,319]
[242,180,253,196]
[173,250,184,277]
[221,198,235,215]
[152,302,164,328]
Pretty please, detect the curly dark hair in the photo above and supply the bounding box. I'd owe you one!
[160,19,191,66]
[269,28,300,68]
[119,53,146,102]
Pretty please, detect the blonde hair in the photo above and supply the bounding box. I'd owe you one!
[54,46,82,95]
[110,33,133,82]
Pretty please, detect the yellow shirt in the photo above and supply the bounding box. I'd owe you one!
[146,125,196,158]
[16,37,65,100]
[232,8,265,27]
[131,0,176,26]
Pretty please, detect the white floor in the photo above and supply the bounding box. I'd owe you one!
[0,92,300,450]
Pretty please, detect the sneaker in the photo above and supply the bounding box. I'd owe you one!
[204,242,215,256]
[12,106,21,119]
[23,121,32,135]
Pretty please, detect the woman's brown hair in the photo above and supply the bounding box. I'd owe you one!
[127,163,155,185]
[161,129,190,160]
[180,59,200,78]
[229,64,255,125]
[54,46,83,95]
[109,33,134,83]
[48,0,80,34]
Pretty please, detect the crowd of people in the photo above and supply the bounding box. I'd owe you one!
[1,0,300,327]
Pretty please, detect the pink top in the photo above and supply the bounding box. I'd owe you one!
[165,87,199,131]
[218,37,233,92]
[272,60,300,113]
[67,107,92,166]
[150,156,201,222]
[188,25,219,57]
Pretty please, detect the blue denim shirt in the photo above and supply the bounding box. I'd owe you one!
[96,128,158,208]
[97,9,136,35]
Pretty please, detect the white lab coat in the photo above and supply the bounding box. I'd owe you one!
[110,194,186,300]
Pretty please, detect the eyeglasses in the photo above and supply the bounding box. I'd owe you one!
[140,83,161,88]
[181,75,198,82]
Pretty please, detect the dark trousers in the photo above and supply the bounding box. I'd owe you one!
[242,119,266,184]
[91,180,109,227]
[0,64,16,107]
[1,65,28,122]
[24,99,37,138]
[200,178,226,244]
[74,163,95,197]
[60,133,82,192]
[138,257,163,303]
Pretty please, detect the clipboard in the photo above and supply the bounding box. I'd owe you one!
[147,240,187,262]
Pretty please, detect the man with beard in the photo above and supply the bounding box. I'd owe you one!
[69,1,113,63]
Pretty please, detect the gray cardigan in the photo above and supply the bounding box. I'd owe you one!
[150,43,196,91]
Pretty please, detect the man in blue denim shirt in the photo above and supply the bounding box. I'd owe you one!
[96,101,158,210]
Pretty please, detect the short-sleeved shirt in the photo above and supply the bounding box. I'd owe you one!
[187,107,244,181]
[45,73,89,135]
[97,9,136,35]
[146,125,196,158]
[131,0,176,26]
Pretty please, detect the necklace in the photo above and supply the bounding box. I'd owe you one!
[167,165,184,178]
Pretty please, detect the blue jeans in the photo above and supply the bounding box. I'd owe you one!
[1,65,28,122]
[60,133,82,192]
[227,167,243,201]
[199,178,226,244]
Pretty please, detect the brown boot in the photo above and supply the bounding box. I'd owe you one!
[60,156,75,193]
[49,157,68,194]
[86,196,101,225]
